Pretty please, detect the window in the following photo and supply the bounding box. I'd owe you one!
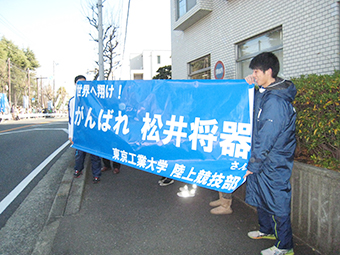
[236,28,283,78]
[188,55,211,79]
[177,0,197,20]
[134,74,143,80]
[157,55,161,64]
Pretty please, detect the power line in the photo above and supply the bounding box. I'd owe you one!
[0,58,27,74]
[0,13,30,45]
[1,56,30,76]
[10,63,28,74]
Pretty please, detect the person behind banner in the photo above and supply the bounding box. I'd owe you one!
[68,75,102,184]
[158,177,174,186]
[176,185,233,214]
[101,158,121,174]
[209,191,232,215]
[244,52,296,255]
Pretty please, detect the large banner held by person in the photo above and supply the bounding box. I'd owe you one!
[72,80,254,193]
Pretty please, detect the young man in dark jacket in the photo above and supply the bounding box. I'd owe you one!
[244,52,296,255]
[68,75,102,184]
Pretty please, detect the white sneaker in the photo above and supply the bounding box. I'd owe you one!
[248,230,276,240]
[159,178,174,186]
[177,185,197,197]
[261,246,294,255]
[177,190,195,197]
[179,185,189,192]
[158,177,167,184]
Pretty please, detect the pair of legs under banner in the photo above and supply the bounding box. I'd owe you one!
[74,150,101,183]
[248,207,294,254]
[256,207,293,249]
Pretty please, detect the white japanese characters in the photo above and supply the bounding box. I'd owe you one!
[75,107,251,159]
[110,147,243,191]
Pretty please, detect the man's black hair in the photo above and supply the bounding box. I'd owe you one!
[249,52,280,78]
[74,75,86,84]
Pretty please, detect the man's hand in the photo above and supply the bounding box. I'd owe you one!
[69,137,74,145]
[245,75,255,85]
[243,170,253,179]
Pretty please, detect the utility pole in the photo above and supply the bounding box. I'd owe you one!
[98,0,104,80]
[36,77,40,108]
[40,78,42,107]
[36,77,47,109]
[53,61,57,107]
[7,58,11,106]
[27,68,30,109]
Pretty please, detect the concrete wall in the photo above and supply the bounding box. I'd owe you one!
[233,162,340,255]
[171,0,340,80]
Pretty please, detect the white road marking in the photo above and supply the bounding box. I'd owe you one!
[0,140,70,214]
[0,128,68,135]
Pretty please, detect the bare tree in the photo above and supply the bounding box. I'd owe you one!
[87,2,120,80]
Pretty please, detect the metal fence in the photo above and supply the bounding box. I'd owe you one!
[0,113,67,121]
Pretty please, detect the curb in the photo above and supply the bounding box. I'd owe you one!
[32,149,89,255]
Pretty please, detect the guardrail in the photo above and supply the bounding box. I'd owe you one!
[0,113,68,121]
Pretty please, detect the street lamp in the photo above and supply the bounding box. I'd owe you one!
[53,61,59,107]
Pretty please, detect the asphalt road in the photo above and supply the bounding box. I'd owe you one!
[0,117,69,229]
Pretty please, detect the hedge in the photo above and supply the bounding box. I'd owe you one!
[291,71,340,171]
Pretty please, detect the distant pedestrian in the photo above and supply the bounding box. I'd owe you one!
[68,75,102,184]
[244,52,296,255]
[10,104,14,120]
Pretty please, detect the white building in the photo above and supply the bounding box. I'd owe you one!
[129,50,171,80]
[170,0,339,80]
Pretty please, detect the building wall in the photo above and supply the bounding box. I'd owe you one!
[171,0,340,80]
[171,1,340,253]
[130,50,171,80]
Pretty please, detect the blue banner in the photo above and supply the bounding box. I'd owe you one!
[0,93,9,113]
[72,80,254,193]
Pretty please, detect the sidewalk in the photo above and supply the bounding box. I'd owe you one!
[35,148,320,255]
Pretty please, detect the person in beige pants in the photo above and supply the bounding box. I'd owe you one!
[209,192,233,215]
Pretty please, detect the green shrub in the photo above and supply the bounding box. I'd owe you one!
[292,72,340,171]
